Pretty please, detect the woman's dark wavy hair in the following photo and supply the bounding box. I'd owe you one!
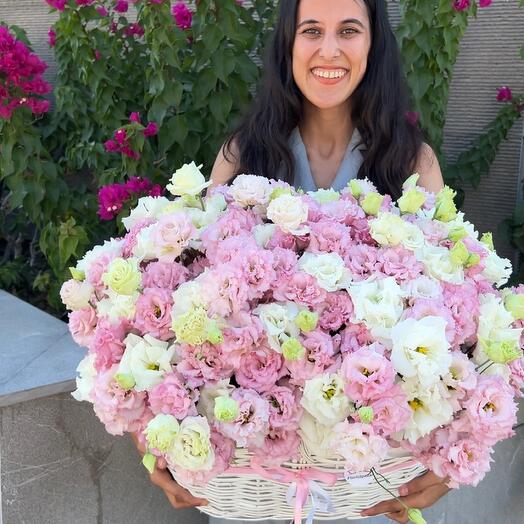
[225,0,424,200]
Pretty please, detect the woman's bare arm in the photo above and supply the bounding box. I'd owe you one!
[415,143,445,193]
[209,139,239,188]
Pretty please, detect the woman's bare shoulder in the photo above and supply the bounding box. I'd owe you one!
[209,138,239,188]
[415,142,444,193]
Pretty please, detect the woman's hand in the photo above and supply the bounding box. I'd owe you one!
[130,432,208,509]
[360,471,450,523]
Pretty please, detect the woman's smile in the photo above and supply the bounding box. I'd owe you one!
[311,66,350,85]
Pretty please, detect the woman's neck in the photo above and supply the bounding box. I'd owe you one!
[299,101,353,159]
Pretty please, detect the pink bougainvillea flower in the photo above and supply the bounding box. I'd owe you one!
[123,23,144,38]
[96,6,109,16]
[479,0,492,7]
[94,50,101,60]
[172,1,193,30]
[405,110,419,126]
[129,112,141,123]
[104,139,119,152]
[97,183,129,220]
[48,28,56,47]
[76,0,94,5]
[452,0,470,11]
[45,0,67,10]
[496,86,513,102]
[143,122,159,137]
[114,0,129,13]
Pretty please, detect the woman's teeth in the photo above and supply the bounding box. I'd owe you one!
[312,68,348,79]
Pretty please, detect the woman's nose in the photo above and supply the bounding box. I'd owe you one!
[318,34,340,60]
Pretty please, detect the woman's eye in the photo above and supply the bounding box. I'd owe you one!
[302,28,321,36]
[341,27,358,36]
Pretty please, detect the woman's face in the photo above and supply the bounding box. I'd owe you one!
[292,0,372,111]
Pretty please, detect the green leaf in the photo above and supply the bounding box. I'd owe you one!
[142,453,157,474]
[209,91,233,125]
[204,24,223,53]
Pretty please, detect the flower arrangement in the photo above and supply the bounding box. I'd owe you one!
[62,166,523,521]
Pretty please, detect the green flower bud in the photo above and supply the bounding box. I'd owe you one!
[482,338,523,364]
[206,326,224,345]
[214,396,239,422]
[361,193,384,216]
[357,406,374,424]
[465,253,481,268]
[408,508,427,524]
[397,188,425,214]
[281,337,306,361]
[434,186,457,222]
[311,188,340,204]
[402,173,420,189]
[504,293,524,320]
[142,452,157,474]
[480,232,494,251]
[448,226,468,242]
[270,187,292,201]
[349,179,362,198]
[114,373,136,390]
[69,267,85,281]
[449,240,469,266]
[295,310,319,333]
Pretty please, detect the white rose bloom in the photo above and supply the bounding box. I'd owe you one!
[300,373,353,426]
[253,224,277,248]
[196,379,235,422]
[400,275,442,300]
[369,212,410,246]
[349,277,404,333]
[398,378,454,444]
[391,316,452,387]
[121,196,171,231]
[298,252,353,292]
[253,301,300,352]
[117,334,176,391]
[71,353,97,402]
[132,223,157,262]
[230,174,272,207]
[482,250,512,288]
[76,238,124,275]
[308,188,340,204]
[171,280,209,318]
[166,162,211,197]
[60,279,94,311]
[298,412,333,458]
[97,290,138,321]
[416,244,464,284]
[266,194,309,235]
[168,416,215,471]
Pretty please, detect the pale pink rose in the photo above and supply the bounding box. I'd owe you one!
[318,291,354,331]
[341,348,396,402]
[339,323,374,354]
[148,372,198,419]
[252,428,301,465]
[218,388,270,448]
[464,375,517,445]
[91,364,147,435]
[366,384,411,437]
[133,287,174,340]
[152,213,195,262]
[308,219,352,258]
[236,346,284,393]
[69,307,98,346]
[264,385,303,429]
[273,271,327,306]
[377,246,424,281]
[142,261,188,290]
[90,318,127,371]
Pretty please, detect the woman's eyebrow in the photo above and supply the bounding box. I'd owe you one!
[297,18,365,29]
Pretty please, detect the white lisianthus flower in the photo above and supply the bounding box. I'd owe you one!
[76,238,124,275]
[97,290,138,321]
[298,412,333,457]
[444,211,479,240]
[416,244,464,284]
[400,221,426,251]
[132,223,157,262]
[230,174,272,207]
[369,212,410,246]
[253,301,300,352]
[391,316,452,387]
[117,334,176,391]
[298,252,353,292]
[308,188,340,204]
[398,378,454,444]
[168,416,215,471]
[71,353,97,402]
[400,275,442,300]
[349,277,404,332]
[482,250,512,288]
[266,194,309,235]
[171,280,209,318]
[166,162,211,197]
[196,379,235,422]
[144,414,180,453]
[253,224,277,248]
[477,294,515,341]
[300,373,353,425]
[121,196,171,231]
[60,279,94,311]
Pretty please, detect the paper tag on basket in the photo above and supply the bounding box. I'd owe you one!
[344,470,374,488]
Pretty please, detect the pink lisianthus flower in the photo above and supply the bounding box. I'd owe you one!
[122,218,155,257]
[69,306,98,347]
[508,356,524,397]
[463,375,517,445]
[236,346,285,393]
[341,348,396,402]
[273,271,326,307]
[365,384,412,437]
[403,298,456,345]
[91,365,148,435]
[218,388,270,448]
[133,287,174,340]
[252,428,301,466]
[377,246,424,282]
[308,219,352,258]
[442,351,478,409]
[86,252,117,291]
[264,385,303,429]
[338,323,374,354]
[272,247,299,279]
[232,246,277,297]
[318,291,354,331]
[172,1,193,29]
[148,372,198,419]
[141,260,188,290]
[89,318,127,371]
[343,244,379,281]
[152,212,195,263]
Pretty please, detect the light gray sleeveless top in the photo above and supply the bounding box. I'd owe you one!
[289,127,365,192]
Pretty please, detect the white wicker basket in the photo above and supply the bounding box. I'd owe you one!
[171,441,426,522]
